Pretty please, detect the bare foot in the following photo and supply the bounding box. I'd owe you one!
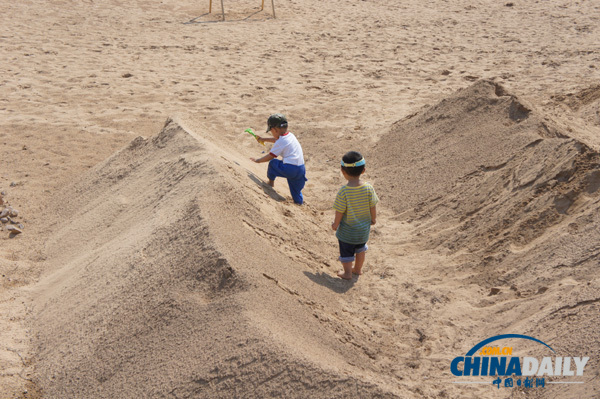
[337,270,353,280]
[352,268,362,275]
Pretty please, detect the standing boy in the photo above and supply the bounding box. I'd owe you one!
[251,114,307,205]
[331,151,378,280]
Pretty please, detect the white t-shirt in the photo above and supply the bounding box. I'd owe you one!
[269,132,305,166]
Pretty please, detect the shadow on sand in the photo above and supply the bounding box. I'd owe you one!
[184,10,267,24]
[247,172,286,202]
[304,271,357,294]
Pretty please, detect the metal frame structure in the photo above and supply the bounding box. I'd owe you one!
[209,0,275,20]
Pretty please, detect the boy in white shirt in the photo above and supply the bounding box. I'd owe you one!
[251,114,307,204]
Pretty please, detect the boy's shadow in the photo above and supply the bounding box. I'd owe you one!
[248,172,286,202]
[304,271,356,293]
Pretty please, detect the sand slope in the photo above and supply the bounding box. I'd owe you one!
[30,118,400,398]
[1,0,599,397]
[27,82,600,399]
[372,80,600,398]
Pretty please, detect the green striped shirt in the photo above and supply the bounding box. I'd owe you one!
[333,183,379,244]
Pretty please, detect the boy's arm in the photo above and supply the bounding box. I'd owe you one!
[251,153,275,163]
[331,211,344,231]
[257,136,277,144]
[370,205,377,225]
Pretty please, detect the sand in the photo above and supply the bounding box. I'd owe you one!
[1,0,599,397]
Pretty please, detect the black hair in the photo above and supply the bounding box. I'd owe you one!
[341,151,365,177]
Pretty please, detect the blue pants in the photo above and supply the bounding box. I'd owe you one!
[338,241,368,263]
[267,159,307,204]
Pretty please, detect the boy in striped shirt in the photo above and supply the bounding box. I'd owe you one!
[331,151,378,280]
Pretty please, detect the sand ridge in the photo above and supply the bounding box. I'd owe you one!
[1,0,600,397]
[28,119,399,398]
[24,97,600,397]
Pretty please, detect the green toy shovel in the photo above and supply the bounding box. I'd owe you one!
[245,128,265,146]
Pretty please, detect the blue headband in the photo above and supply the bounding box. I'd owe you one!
[341,158,366,167]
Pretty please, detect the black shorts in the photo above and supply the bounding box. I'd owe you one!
[338,240,368,263]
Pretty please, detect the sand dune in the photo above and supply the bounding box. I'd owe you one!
[372,80,600,398]
[1,0,600,397]
[30,119,400,398]
[28,81,600,398]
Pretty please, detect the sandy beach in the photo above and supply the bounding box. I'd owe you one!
[1,0,599,397]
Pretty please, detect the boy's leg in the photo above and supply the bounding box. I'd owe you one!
[287,177,306,204]
[267,159,286,183]
[338,262,354,280]
[337,240,355,280]
[352,252,365,275]
[287,164,307,204]
[352,244,368,275]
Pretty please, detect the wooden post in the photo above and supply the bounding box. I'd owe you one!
[209,0,212,13]
[221,0,225,20]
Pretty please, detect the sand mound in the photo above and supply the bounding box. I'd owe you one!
[371,80,600,398]
[372,80,565,213]
[373,79,600,279]
[27,82,600,398]
[553,84,600,128]
[30,119,397,398]
[3,0,600,396]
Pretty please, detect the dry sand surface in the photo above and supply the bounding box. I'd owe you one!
[1,0,600,398]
